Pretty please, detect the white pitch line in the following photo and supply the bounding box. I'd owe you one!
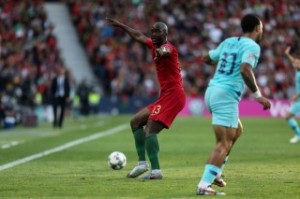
[1,141,25,149]
[0,123,128,171]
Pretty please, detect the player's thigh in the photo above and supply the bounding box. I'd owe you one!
[148,89,185,128]
[145,120,165,135]
[205,86,239,128]
[213,125,237,149]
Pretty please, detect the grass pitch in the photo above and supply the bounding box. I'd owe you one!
[0,115,299,199]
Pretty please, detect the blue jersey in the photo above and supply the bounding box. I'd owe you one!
[208,37,260,98]
[296,71,300,102]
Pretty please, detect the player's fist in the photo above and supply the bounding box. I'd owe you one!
[156,48,163,57]
[156,46,168,57]
[256,97,271,110]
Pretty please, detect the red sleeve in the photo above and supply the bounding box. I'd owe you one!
[145,38,153,49]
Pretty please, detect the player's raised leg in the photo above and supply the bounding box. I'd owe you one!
[127,108,150,178]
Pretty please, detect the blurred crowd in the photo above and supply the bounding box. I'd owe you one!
[0,0,90,128]
[0,0,62,128]
[67,0,300,99]
[1,0,300,128]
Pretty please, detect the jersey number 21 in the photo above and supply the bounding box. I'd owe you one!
[218,52,237,75]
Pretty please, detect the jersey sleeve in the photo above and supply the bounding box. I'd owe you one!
[241,44,260,68]
[208,41,225,61]
[145,38,154,49]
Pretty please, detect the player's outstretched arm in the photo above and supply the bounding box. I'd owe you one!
[240,63,271,110]
[106,17,147,44]
[285,46,300,70]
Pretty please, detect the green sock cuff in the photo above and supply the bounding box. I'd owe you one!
[133,127,144,136]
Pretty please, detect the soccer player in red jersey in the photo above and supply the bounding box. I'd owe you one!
[107,18,186,179]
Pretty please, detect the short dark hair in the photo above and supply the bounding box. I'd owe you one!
[241,14,261,33]
[153,22,168,34]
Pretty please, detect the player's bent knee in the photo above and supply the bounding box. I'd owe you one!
[130,118,140,132]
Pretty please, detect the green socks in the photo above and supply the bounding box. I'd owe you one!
[133,129,160,170]
[146,134,160,170]
[133,127,146,161]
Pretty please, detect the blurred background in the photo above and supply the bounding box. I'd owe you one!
[0,0,299,129]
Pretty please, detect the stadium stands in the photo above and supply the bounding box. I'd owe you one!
[1,0,300,127]
[0,0,72,128]
[67,0,300,99]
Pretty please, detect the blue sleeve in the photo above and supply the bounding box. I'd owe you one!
[208,41,224,62]
[241,44,260,69]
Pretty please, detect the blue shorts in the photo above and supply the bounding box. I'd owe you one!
[205,86,239,128]
[289,101,300,115]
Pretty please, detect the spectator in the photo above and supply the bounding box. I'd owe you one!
[51,66,70,128]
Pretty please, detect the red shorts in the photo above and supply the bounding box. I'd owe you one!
[147,88,186,128]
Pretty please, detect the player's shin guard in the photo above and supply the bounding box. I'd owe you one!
[145,134,160,170]
[199,164,221,188]
[133,127,146,161]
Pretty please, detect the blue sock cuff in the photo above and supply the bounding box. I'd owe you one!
[287,118,296,127]
[206,164,221,175]
[287,118,300,136]
[202,164,221,184]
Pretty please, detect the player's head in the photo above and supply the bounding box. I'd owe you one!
[241,14,263,43]
[151,22,168,46]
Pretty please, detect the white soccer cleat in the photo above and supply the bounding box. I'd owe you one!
[127,163,149,178]
[196,185,226,196]
[142,171,163,180]
[289,135,300,143]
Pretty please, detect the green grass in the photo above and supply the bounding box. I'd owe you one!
[0,115,299,199]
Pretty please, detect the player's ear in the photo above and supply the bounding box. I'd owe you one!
[163,27,168,35]
[254,22,262,33]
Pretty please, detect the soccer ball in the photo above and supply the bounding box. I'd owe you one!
[108,151,127,170]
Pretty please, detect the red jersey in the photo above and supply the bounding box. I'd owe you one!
[145,38,186,128]
[145,38,184,92]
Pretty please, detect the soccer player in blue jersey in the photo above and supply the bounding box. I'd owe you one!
[284,46,300,143]
[196,14,271,195]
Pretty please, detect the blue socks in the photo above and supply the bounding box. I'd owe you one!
[287,118,300,136]
[199,164,221,188]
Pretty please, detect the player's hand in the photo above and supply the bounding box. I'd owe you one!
[285,46,291,55]
[155,46,168,57]
[156,48,163,57]
[256,97,271,110]
[106,17,121,27]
